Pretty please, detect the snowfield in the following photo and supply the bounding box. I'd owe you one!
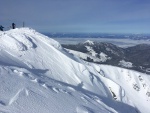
[119,60,133,68]
[65,48,110,63]
[0,28,150,113]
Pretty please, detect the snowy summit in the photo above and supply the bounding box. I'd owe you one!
[0,28,150,113]
[83,40,94,45]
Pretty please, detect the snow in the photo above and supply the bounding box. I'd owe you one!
[0,28,150,113]
[119,60,133,68]
[99,52,111,61]
[66,45,110,62]
[83,40,94,45]
[65,48,110,62]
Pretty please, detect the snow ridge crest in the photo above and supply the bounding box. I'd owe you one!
[0,28,60,51]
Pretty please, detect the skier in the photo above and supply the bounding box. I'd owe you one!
[0,25,4,31]
[12,23,16,29]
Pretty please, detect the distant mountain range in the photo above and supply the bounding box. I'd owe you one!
[45,33,150,40]
[62,40,150,74]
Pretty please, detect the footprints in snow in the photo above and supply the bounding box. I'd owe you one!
[121,70,150,99]
[12,68,104,108]
[138,75,147,89]
[146,87,150,98]
[46,85,71,94]
[13,69,34,79]
[31,79,72,95]
[132,84,140,91]
[13,69,72,95]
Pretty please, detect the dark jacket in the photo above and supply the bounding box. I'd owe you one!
[12,23,16,29]
[0,25,4,31]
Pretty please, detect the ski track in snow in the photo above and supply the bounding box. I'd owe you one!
[0,88,29,106]
[8,89,24,105]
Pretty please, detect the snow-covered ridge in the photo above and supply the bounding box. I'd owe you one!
[0,28,61,51]
[66,48,110,62]
[83,40,94,45]
[0,28,150,113]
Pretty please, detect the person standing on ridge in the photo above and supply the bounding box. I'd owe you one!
[0,25,4,31]
[12,23,16,29]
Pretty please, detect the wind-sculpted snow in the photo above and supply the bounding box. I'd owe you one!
[0,28,149,113]
[0,28,61,51]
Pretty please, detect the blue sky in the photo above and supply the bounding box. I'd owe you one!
[1,0,150,33]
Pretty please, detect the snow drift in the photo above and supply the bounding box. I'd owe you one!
[0,28,150,113]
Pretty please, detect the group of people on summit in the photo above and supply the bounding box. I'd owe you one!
[0,23,16,31]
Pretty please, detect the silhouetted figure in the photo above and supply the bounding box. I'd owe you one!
[0,25,4,31]
[23,22,25,27]
[12,23,16,29]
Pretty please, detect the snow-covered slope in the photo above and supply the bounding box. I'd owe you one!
[0,28,150,113]
[65,48,110,62]
[62,41,150,74]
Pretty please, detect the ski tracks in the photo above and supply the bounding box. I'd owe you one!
[0,88,29,106]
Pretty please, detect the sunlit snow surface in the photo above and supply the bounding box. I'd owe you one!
[119,60,133,68]
[0,28,150,113]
